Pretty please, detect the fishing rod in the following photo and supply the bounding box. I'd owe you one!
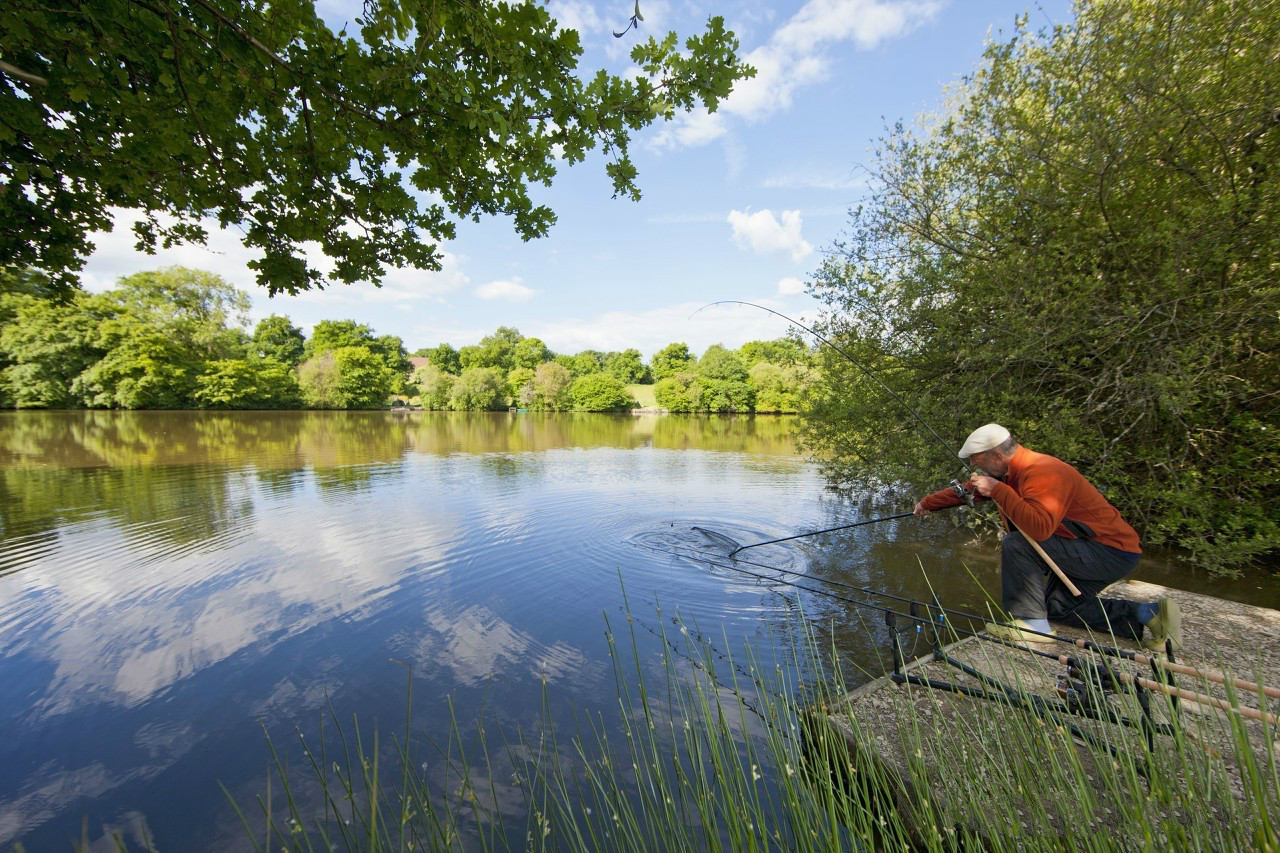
[641,539,1277,709]
[695,511,917,558]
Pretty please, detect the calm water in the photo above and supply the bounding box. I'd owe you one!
[0,411,1274,850]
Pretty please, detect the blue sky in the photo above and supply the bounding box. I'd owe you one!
[80,0,1071,358]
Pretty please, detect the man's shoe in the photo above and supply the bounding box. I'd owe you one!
[984,620,1055,645]
[1142,597,1182,652]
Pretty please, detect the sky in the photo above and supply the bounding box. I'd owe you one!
[79,0,1073,359]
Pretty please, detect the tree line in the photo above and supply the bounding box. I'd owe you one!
[0,265,813,413]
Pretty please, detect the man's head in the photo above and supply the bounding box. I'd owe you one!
[958,423,1019,477]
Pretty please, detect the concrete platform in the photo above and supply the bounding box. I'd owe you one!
[807,580,1280,844]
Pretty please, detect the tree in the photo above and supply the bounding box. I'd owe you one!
[506,366,536,406]
[1,2,750,294]
[413,363,455,410]
[303,320,376,361]
[449,366,506,411]
[107,267,249,360]
[651,342,695,381]
[738,338,810,368]
[512,337,553,370]
[473,326,524,371]
[566,350,605,377]
[605,348,651,384]
[370,334,410,377]
[530,361,573,411]
[297,346,395,409]
[654,372,699,412]
[458,345,484,371]
[697,344,748,382]
[416,343,461,375]
[252,315,305,366]
[194,358,303,408]
[749,362,811,413]
[75,328,201,408]
[801,0,1280,573]
[0,292,105,407]
[570,373,636,412]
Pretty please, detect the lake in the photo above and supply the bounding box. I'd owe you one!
[0,411,1270,850]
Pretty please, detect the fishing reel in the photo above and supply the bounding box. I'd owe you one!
[949,478,975,507]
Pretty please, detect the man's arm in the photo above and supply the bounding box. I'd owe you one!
[914,485,971,516]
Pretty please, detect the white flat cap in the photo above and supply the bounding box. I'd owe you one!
[958,423,1011,459]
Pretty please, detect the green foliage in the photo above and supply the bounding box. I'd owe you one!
[370,334,410,378]
[297,346,396,409]
[749,362,812,413]
[471,326,524,372]
[108,267,250,361]
[570,373,636,412]
[75,328,200,408]
[801,0,1280,573]
[194,358,303,409]
[605,348,651,384]
[566,350,606,378]
[457,345,484,371]
[417,344,461,375]
[251,315,305,366]
[0,292,105,407]
[413,364,456,411]
[697,344,748,382]
[529,361,573,411]
[449,367,507,411]
[653,372,699,412]
[303,320,376,361]
[1,2,751,295]
[507,366,536,403]
[512,336,553,370]
[739,337,810,368]
[650,342,694,381]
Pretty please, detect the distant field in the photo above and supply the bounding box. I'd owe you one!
[626,383,657,407]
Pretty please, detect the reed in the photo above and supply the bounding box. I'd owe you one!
[225,599,1279,852]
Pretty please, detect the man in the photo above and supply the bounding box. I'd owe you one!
[914,424,1181,650]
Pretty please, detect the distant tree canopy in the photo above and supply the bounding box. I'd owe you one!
[799,0,1280,574]
[252,315,306,366]
[0,0,750,295]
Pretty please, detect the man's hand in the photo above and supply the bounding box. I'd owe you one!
[913,500,930,516]
[969,472,999,497]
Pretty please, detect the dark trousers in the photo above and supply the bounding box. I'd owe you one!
[1001,531,1145,640]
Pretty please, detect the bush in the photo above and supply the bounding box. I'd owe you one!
[654,372,699,412]
[570,373,636,412]
[530,361,573,411]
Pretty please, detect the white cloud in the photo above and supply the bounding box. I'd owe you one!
[79,207,470,307]
[649,0,942,150]
[647,108,728,150]
[474,276,538,303]
[727,208,813,262]
[777,276,806,296]
[546,0,603,36]
[726,0,942,123]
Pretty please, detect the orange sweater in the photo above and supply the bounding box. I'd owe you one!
[919,446,1141,553]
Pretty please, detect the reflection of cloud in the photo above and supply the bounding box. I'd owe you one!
[0,763,156,846]
[412,605,600,688]
[14,489,457,719]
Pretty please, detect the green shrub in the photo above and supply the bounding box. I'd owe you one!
[194,358,302,409]
[570,373,636,412]
[297,346,396,409]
